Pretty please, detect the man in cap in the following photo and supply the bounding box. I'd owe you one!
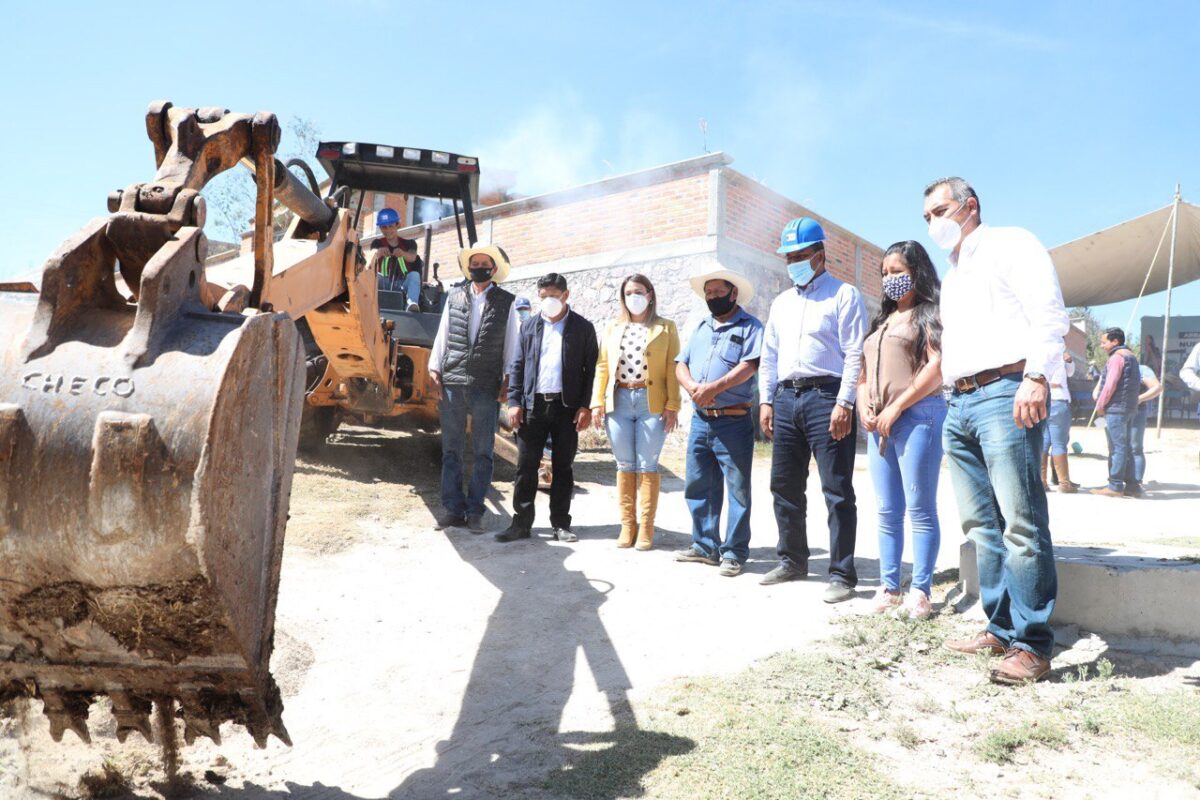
[370,207,423,311]
[759,218,867,602]
[1091,327,1144,498]
[496,273,599,543]
[924,176,1067,684]
[674,270,764,577]
[428,244,521,531]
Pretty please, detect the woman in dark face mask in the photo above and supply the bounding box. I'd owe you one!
[857,240,946,620]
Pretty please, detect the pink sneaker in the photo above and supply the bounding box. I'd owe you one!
[871,588,904,614]
[906,590,933,620]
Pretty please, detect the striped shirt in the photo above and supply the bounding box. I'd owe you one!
[759,271,868,407]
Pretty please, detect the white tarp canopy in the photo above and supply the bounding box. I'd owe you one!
[1051,199,1200,307]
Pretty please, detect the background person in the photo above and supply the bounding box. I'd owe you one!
[759,217,868,604]
[674,270,763,578]
[428,245,520,531]
[1091,327,1143,498]
[1132,363,1163,487]
[925,176,1067,685]
[497,273,598,543]
[857,241,946,620]
[591,274,681,550]
[1043,348,1079,493]
[370,207,423,311]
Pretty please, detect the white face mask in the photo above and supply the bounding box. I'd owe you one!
[625,293,649,315]
[928,202,971,250]
[540,296,564,319]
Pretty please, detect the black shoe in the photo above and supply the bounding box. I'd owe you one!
[467,513,485,533]
[760,563,807,586]
[674,547,719,566]
[435,511,468,530]
[553,528,578,542]
[494,525,531,543]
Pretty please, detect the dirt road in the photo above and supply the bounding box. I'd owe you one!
[5,424,1200,798]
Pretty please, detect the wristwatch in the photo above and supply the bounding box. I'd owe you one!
[836,399,854,410]
[1025,372,1047,385]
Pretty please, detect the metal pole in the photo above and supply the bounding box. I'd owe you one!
[1156,184,1181,437]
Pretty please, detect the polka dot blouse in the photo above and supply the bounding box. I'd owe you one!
[617,323,650,383]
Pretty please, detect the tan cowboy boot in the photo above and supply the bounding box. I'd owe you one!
[617,471,638,548]
[1052,453,1078,493]
[1040,453,1049,488]
[635,472,661,551]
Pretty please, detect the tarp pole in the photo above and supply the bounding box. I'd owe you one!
[1156,184,1181,437]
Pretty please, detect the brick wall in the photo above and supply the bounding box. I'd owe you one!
[723,170,884,303]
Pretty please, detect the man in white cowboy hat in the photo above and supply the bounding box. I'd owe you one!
[428,243,521,531]
[673,269,764,577]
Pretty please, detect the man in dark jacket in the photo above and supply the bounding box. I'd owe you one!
[429,245,521,531]
[496,273,599,543]
[1091,327,1144,498]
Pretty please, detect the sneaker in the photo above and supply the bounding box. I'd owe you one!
[553,528,578,543]
[1123,486,1145,498]
[466,513,485,532]
[674,548,719,566]
[905,589,933,620]
[870,588,904,615]
[823,581,855,604]
[434,511,468,530]
[718,559,743,577]
[493,525,531,543]
[406,302,420,312]
[760,563,807,585]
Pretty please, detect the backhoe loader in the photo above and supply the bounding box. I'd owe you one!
[0,102,478,748]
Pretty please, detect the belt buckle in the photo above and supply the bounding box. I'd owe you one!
[958,375,980,393]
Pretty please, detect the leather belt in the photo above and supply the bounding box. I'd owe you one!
[696,403,751,418]
[535,392,562,402]
[617,381,647,389]
[780,377,839,391]
[952,360,1026,394]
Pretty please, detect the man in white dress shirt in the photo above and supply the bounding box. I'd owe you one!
[925,177,1068,685]
[758,217,868,603]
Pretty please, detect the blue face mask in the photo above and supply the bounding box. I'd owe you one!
[787,259,816,287]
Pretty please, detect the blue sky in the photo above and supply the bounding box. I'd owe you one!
[2,0,1197,334]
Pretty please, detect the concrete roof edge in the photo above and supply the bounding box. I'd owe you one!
[398,152,734,238]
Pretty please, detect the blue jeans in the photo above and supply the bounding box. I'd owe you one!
[1104,411,1137,492]
[868,394,946,597]
[685,412,754,563]
[1043,399,1071,456]
[439,384,499,516]
[769,382,857,585]
[383,270,422,307]
[605,388,666,473]
[1131,412,1148,483]
[943,373,1056,658]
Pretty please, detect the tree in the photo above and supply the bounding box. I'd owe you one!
[204,116,323,245]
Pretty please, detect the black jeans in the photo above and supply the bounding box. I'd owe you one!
[769,383,858,585]
[512,396,579,531]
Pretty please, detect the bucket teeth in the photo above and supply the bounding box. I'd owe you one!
[110,690,155,743]
[177,686,222,745]
[41,689,92,744]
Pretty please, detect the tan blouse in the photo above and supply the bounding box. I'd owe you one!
[862,310,939,412]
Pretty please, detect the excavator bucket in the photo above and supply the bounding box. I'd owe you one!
[0,103,306,747]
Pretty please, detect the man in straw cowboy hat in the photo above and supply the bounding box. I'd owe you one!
[428,243,521,531]
[673,270,764,577]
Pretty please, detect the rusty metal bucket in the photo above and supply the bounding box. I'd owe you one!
[0,221,304,747]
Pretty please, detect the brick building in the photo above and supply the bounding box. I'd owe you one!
[393,152,884,336]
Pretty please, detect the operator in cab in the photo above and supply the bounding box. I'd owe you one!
[370,207,424,311]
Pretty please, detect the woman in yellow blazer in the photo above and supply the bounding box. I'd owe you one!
[591,273,681,550]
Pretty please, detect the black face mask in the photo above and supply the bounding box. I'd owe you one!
[706,292,736,317]
[469,267,493,284]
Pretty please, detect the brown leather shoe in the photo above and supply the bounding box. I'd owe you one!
[944,630,1007,656]
[989,647,1052,685]
[1089,487,1127,498]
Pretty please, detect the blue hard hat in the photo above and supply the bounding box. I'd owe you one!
[777,217,826,254]
[376,207,400,227]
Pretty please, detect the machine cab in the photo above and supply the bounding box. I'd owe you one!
[316,141,480,347]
